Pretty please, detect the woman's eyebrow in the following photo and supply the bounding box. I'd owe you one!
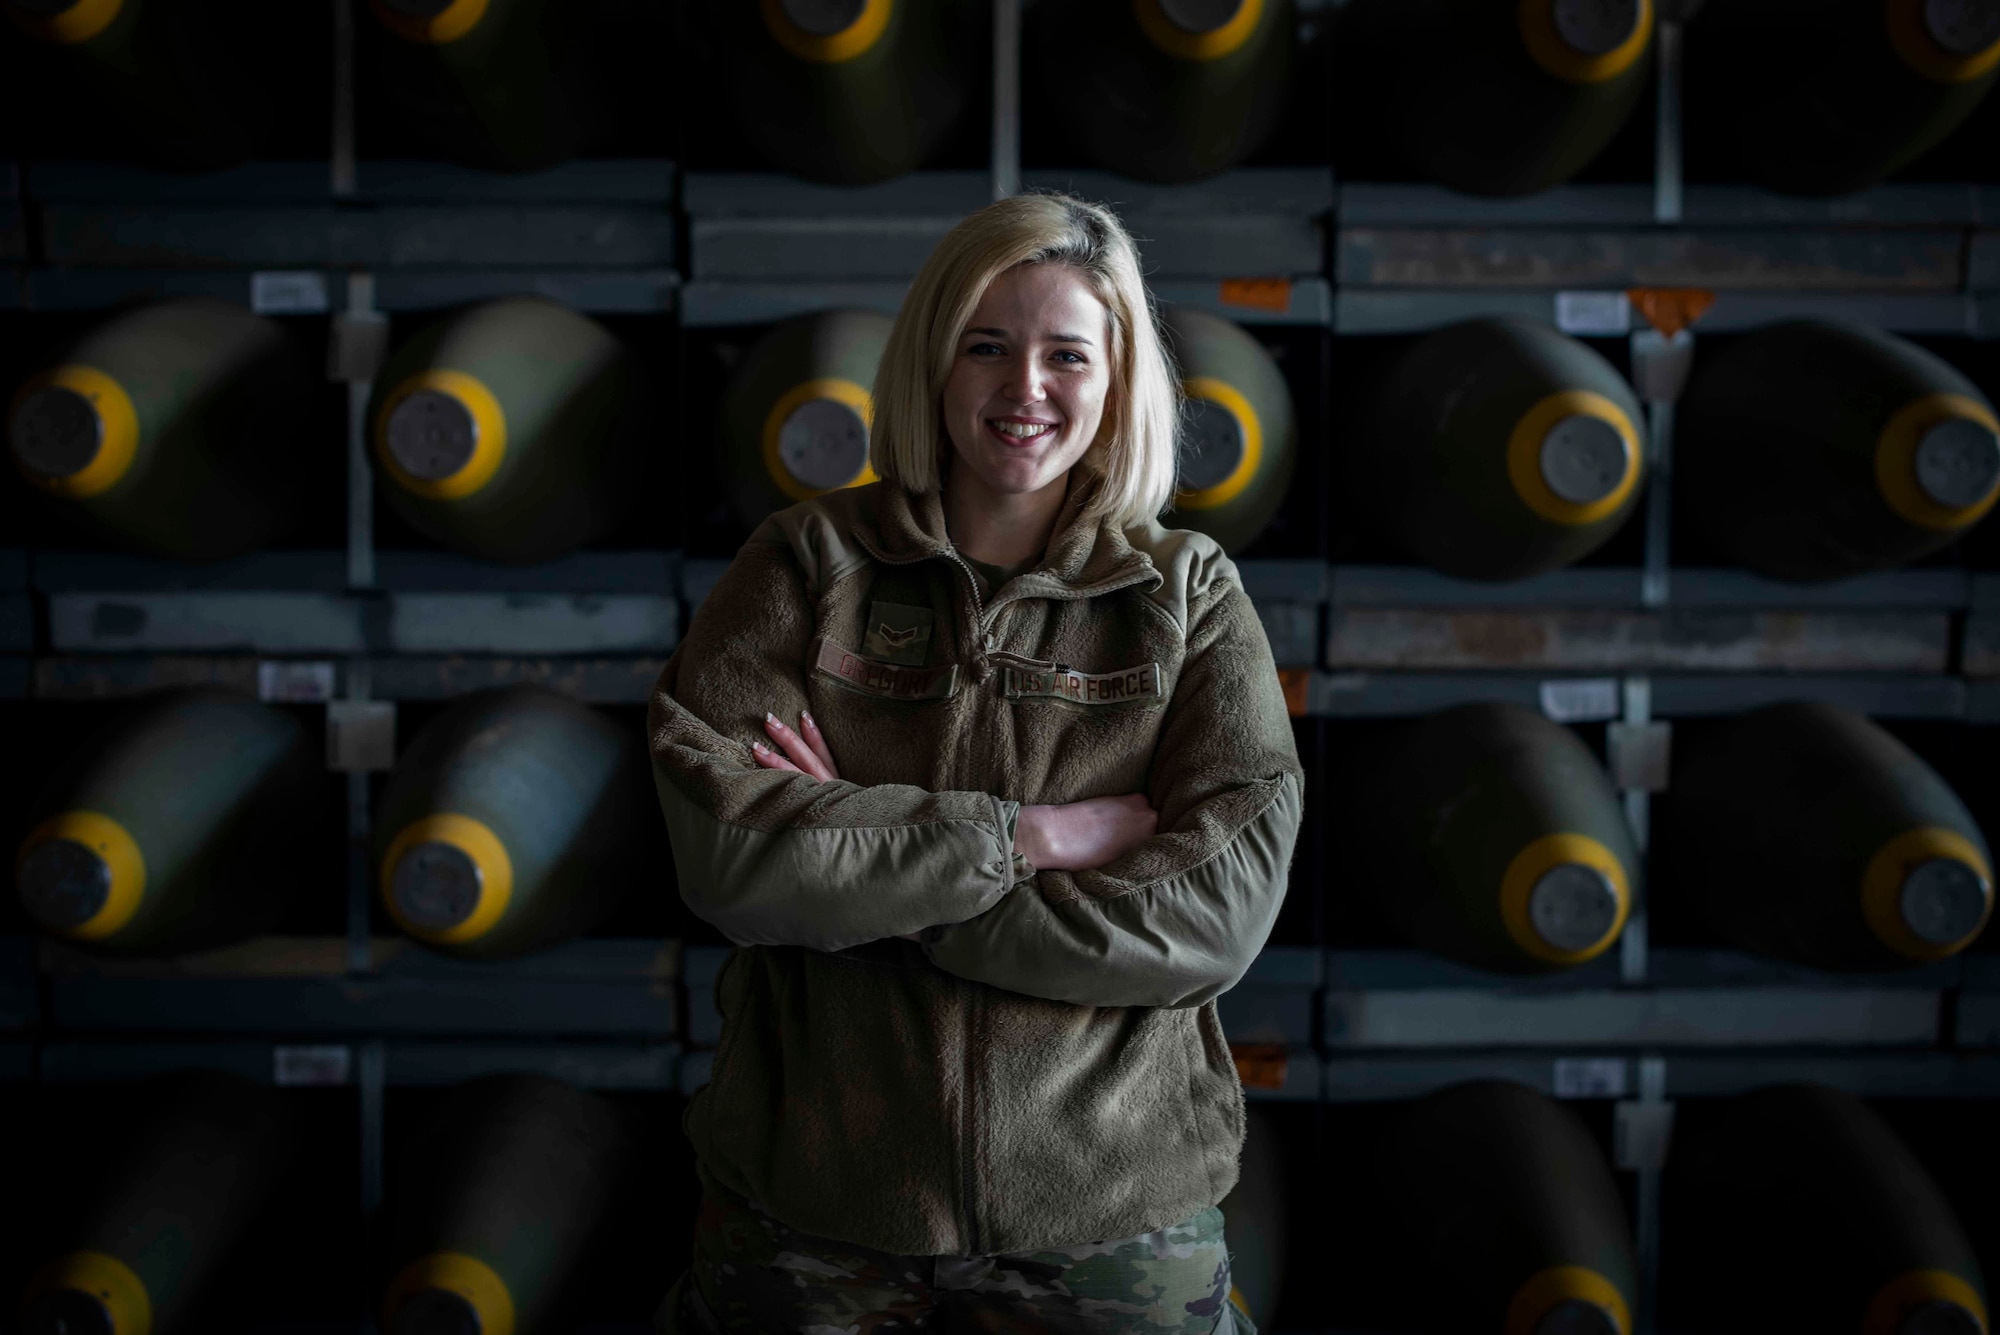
[964,325,1095,346]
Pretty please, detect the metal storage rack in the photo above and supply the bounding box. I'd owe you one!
[2,1,1998,1332]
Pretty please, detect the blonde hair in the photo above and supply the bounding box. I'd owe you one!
[869,191,1180,530]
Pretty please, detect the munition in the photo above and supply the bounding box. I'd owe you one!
[380,1074,636,1335]
[362,0,617,170]
[20,1071,300,1335]
[374,687,651,959]
[1667,702,1993,970]
[368,297,654,564]
[1354,318,1647,580]
[1340,702,1638,973]
[1336,0,1654,195]
[1376,1081,1637,1334]
[15,689,317,956]
[703,0,978,185]
[1028,0,1295,184]
[1677,320,2000,581]
[1687,0,2000,196]
[1685,1083,1988,1333]
[8,300,314,561]
[720,310,891,532]
[1162,306,1296,555]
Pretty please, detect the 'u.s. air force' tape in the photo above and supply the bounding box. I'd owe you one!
[813,638,959,700]
[1003,662,1163,706]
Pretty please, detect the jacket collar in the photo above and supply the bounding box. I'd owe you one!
[855,470,1161,596]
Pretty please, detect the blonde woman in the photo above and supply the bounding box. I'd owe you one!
[648,191,1303,1334]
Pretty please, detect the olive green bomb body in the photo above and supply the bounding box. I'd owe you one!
[1677,320,2000,581]
[15,689,317,956]
[380,1074,637,1335]
[1029,0,1295,184]
[0,0,288,169]
[1161,306,1296,555]
[721,309,890,533]
[1374,1081,1637,1335]
[373,687,651,959]
[362,0,619,170]
[1686,0,2000,197]
[20,1071,300,1335]
[1666,702,1993,971]
[8,299,314,560]
[1354,318,1647,580]
[1685,1083,1988,1334]
[368,298,653,564]
[1338,702,1637,973]
[1217,1104,1286,1332]
[1334,0,1654,196]
[707,0,979,185]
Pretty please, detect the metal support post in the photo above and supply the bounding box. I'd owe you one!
[1653,17,1683,225]
[332,0,357,198]
[1615,674,1657,986]
[1631,328,1695,609]
[1617,1055,1675,1334]
[991,0,1022,200]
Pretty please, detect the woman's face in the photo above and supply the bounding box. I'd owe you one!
[940,262,1112,502]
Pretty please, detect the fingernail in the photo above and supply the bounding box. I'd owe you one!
[751,740,767,754]
[765,712,780,727]
[801,710,816,729]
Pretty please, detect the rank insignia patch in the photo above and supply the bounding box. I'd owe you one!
[861,601,935,666]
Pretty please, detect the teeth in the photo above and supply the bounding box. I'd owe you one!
[992,420,1055,438]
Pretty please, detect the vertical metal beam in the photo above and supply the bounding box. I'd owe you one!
[357,1036,387,1329]
[991,0,1023,200]
[339,271,381,981]
[331,0,358,198]
[1653,19,1683,225]
[1619,674,1652,987]
[1640,400,1674,608]
[1633,1055,1671,1335]
[345,272,378,592]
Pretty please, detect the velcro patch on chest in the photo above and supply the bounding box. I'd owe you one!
[861,600,935,666]
[814,637,959,701]
[1003,662,1164,706]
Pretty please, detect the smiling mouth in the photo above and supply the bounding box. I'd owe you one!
[987,418,1058,444]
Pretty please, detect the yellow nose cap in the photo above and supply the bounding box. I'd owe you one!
[381,813,512,946]
[375,369,507,501]
[385,1254,515,1335]
[761,0,892,61]
[17,811,146,943]
[23,1251,153,1335]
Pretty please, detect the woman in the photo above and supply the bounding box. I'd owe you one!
[648,191,1304,1333]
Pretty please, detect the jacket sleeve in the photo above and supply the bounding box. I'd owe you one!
[647,533,1028,951]
[922,572,1304,1009]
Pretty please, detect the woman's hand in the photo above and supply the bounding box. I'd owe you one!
[753,709,1159,883]
[1014,794,1157,872]
[752,710,839,782]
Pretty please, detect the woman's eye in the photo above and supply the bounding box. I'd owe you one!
[967,342,1002,356]
[1053,350,1085,365]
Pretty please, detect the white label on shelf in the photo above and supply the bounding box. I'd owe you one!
[1539,677,1621,723]
[274,1045,352,1087]
[1555,290,1631,337]
[251,270,330,315]
[258,660,336,703]
[1554,1056,1628,1099]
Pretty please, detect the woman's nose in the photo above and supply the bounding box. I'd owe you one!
[1004,356,1047,404]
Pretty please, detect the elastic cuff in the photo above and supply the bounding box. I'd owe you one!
[991,797,1036,884]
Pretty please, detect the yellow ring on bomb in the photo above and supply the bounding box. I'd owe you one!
[761,0,893,63]
[761,376,879,501]
[1134,0,1265,61]
[380,812,514,946]
[1499,832,1632,965]
[1506,389,1644,527]
[18,810,147,942]
[374,368,509,502]
[1175,376,1264,510]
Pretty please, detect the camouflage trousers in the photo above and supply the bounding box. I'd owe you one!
[658,1168,1255,1335]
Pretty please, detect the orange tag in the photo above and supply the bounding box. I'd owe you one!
[1219,278,1291,313]
[1231,1043,1290,1091]
[1626,287,1715,339]
[1278,669,1310,718]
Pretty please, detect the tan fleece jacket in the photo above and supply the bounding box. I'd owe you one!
[646,473,1304,1256]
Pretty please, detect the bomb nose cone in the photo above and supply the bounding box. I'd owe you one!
[1529,862,1622,953]
[1540,414,1631,506]
[777,0,868,37]
[1159,0,1248,34]
[391,1289,483,1335]
[385,389,479,483]
[1925,0,2000,55]
[1534,1299,1621,1335]
[1898,1299,1986,1335]
[17,838,113,932]
[778,398,869,491]
[10,385,104,480]
[391,840,485,933]
[1177,398,1248,492]
[20,1290,115,1335]
[1900,858,1991,947]
[1913,417,2000,511]
[1552,0,1643,56]
[6,0,87,16]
